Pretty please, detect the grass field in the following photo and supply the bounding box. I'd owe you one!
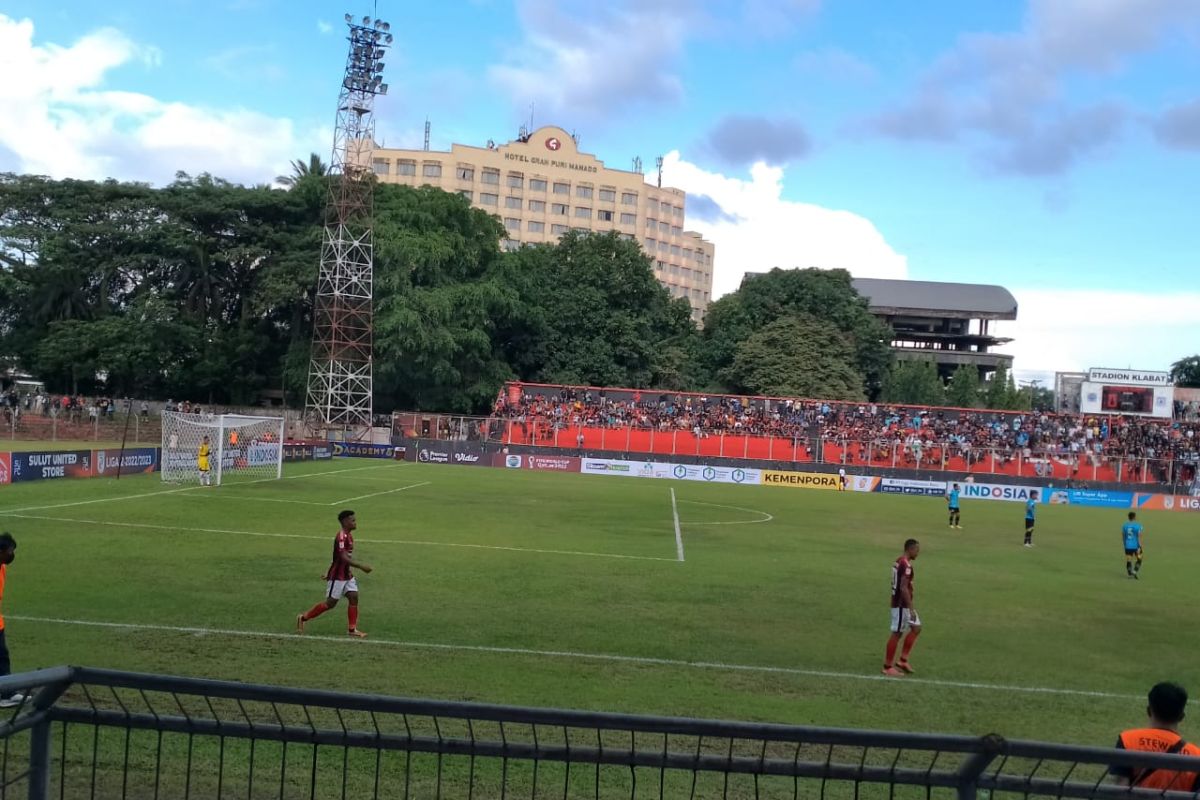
[1,458,1197,752]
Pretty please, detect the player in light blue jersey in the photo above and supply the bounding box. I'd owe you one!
[946,483,961,529]
[1122,511,1144,579]
[1023,491,1038,547]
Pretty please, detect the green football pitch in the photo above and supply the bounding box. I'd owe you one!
[0,460,1196,748]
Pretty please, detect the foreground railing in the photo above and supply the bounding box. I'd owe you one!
[1,667,1198,799]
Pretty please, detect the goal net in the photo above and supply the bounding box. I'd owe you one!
[161,411,285,485]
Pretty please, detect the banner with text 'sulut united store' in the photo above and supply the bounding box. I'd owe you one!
[10,450,94,482]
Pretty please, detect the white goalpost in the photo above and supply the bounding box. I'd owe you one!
[161,411,285,486]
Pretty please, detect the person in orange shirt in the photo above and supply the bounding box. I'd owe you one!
[0,533,21,708]
[1112,682,1200,791]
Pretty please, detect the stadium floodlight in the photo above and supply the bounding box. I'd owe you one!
[362,15,370,24]
[379,83,388,95]
[344,12,352,22]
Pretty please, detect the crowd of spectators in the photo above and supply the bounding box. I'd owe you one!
[493,385,1200,473]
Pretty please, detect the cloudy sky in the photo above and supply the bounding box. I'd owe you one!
[2,0,1198,383]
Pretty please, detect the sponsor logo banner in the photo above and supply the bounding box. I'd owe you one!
[1135,494,1200,512]
[11,450,94,482]
[667,463,761,485]
[416,447,450,464]
[1044,488,1134,508]
[849,475,881,493]
[762,471,840,489]
[958,482,1043,502]
[881,478,947,497]
[497,454,581,472]
[450,444,487,466]
[0,453,9,485]
[332,442,395,459]
[94,448,160,476]
[581,458,637,475]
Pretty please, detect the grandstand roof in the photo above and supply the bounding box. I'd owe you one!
[851,278,1018,320]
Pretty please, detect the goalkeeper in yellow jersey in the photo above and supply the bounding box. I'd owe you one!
[198,435,212,486]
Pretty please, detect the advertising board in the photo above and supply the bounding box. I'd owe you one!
[10,450,94,482]
[0,453,9,486]
[1044,488,1134,508]
[332,442,395,459]
[1134,494,1200,512]
[761,471,840,490]
[414,445,451,464]
[880,478,947,497]
[958,482,1043,503]
[666,463,762,485]
[94,448,159,476]
[449,444,488,466]
[1078,381,1172,419]
[849,476,881,493]
[580,458,642,476]
[497,454,581,472]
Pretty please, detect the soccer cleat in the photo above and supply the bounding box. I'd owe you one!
[348,629,367,638]
[881,666,905,677]
[0,693,26,708]
[296,614,306,633]
[1024,543,1033,547]
[1133,573,1139,580]
[896,661,915,674]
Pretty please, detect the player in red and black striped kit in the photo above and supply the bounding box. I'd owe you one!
[883,538,921,677]
[296,510,373,638]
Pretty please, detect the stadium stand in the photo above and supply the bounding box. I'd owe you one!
[491,383,1200,486]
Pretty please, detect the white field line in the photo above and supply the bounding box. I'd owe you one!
[328,481,431,505]
[0,463,405,515]
[669,488,685,562]
[182,494,329,507]
[8,614,1142,702]
[0,514,675,562]
[676,500,774,526]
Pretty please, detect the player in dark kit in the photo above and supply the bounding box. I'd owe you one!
[1122,511,1144,579]
[883,538,921,677]
[1023,492,1038,547]
[296,510,373,637]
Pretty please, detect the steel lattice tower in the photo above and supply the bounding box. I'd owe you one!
[305,13,392,433]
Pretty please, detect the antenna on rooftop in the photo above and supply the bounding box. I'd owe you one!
[632,156,643,174]
[423,118,430,151]
[655,155,664,188]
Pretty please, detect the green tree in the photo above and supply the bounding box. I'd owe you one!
[881,360,943,405]
[702,268,892,398]
[1170,355,1200,388]
[724,316,864,399]
[495,230,697,390]
[946,363,982,408]
[984,363,1022,409]
[276,153,329,188]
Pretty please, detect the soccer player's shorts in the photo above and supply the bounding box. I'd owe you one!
[326,578,359,600]
[198,459,209,473]
[1124,548,1142,557]
[948,505,959,512]
[1024,518,1035,531]
[890,608,921,633]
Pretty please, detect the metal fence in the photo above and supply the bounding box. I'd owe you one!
[1,667,1199,799]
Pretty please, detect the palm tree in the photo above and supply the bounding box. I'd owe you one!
[276,153,329,188]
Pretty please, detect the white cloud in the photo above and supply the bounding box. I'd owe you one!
[999,288,1200,379]
[317,20,333,35]
[660,152,908,298]
[0,14,322,185]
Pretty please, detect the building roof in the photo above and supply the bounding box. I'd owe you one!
[851,278,1018,320]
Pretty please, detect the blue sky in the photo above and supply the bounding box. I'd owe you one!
[2,0,1198,381]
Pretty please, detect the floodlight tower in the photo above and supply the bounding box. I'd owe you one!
[305,13,392,435]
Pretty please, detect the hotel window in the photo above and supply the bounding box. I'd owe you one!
[575,207,592,219]
[659,222,670,235]
[551,203,568,215]
[480,193,498,206]
[575,185,593,199]
[599,188,616,202]
[646,218,657,230]
[422,163,442,178]
[505,196,522,209]
[372,159,390,175]
[459,190,473,201]
[504,218,520,231]
[671,226,682,237]
[619,233,634,241]
[657,241,668,253]
[620,213,636,225]
[528,199,546,212]
[396,160,416,176]
[553,182,569,195]
[657,260,667,271]
[598,209,614,222]
[674,206,684,219]
[659,204,672,217]
[621,192,638,205]
[507,173,524,189]
[646,238,656,249]
[572,226,588,233]
[529,178,547,192]
[551,224,569,235]
[456,166,474,181]
[481,170,500,185]
[670,245,681,256]
[527,220,545,233]
[683,248,693,261]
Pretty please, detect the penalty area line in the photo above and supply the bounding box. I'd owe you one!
[8,615,1142,702]
[670,488,684,562]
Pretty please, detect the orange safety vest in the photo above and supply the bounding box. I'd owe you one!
[1119,728,1200,790]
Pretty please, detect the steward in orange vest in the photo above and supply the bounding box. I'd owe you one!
[1113,682,1200,791]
